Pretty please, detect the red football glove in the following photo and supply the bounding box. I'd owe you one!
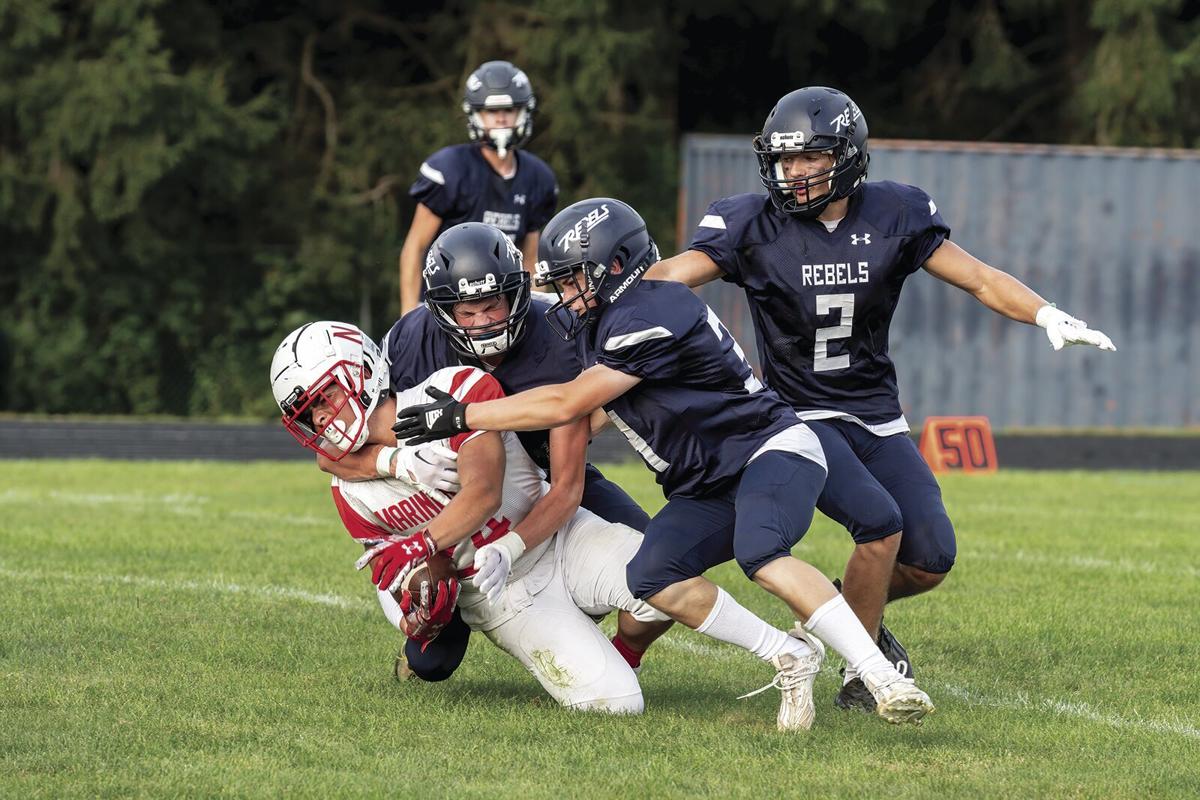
[400,578,461,650]
[354,530,436,593]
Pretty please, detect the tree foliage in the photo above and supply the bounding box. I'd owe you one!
[1,0,1194,417]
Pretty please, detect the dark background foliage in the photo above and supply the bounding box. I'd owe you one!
[2,0,1197,417]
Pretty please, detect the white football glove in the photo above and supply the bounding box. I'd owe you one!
[1035,304,1116,352]
[375,444,460,493]
[472,531,526,606]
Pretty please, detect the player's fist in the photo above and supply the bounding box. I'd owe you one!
[355,530,436,592]
[472,531,526,606]
[393,387,471,446]
[1036,305,1116,352]
[400,577,460,648]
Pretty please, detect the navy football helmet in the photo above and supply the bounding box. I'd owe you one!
[535,198,659,340]
[752,87,870,219]
[423,223,532,359]
[462,60,536,157]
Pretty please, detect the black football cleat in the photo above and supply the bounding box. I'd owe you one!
[876,621,914,679]
[834,676,877,713]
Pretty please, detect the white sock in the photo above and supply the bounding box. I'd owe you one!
[803,595,893,681]
[695,588,811,662]
[843,665,859,686]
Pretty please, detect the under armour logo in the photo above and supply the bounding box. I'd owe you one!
[513,194,526,205]
[850,233,871,245]
[401,541,423,555]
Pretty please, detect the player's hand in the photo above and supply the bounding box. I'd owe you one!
[1036,305,1116,352]
[354,530,436,593]
[393,387,471,446]
[392,444,460,493]
[399,577,461,647]
[472,531,526,606]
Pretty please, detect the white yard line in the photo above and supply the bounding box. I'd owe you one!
[960,547,1200,579]
[2,563,1196,741]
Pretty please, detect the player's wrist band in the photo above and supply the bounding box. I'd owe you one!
[375,446,399,478]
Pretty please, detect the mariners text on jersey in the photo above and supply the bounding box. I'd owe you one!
[689,181,949,427]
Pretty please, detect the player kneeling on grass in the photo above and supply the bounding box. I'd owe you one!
[270,321,668,713]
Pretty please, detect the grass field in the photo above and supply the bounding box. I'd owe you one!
[2,461,1198,798]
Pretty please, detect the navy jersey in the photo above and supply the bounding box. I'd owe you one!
[582,280,801,499]
[410,144,558,242]
[382,296,584,469]
[689,181,949,427]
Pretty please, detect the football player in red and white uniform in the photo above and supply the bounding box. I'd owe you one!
[270,320,666,712]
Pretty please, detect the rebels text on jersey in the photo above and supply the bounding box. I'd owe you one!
[330,366,553,601]
[382,296,585,469]
[689,181,949,427]
[583,280,801,498]
[410,144,558,241]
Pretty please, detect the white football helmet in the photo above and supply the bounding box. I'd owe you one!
[269,321,388,460]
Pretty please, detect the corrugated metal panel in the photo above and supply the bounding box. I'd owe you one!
[678,135,1200,429]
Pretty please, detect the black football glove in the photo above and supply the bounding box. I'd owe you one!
[393,387,471,446]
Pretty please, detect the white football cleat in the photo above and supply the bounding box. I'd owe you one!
[739,628,826,731]
[862,670,934,725]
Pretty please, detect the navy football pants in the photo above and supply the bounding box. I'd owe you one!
[807,418,957,575]
[405,462,649,681]
[625,450,827,599]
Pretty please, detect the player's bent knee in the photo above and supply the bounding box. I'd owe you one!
[896,562,950,593]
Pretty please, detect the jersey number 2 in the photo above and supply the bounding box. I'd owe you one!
[814,294,854,372]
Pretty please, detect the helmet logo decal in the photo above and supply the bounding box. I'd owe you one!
[832,102,862,133]
[558,203,611,251]
[329,325,362,344]
[466,74,483,91]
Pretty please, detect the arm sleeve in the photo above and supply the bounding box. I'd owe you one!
[409,149,462,220]
[687,199,745,285]
[898,187,951,275]
[595,313,681,381]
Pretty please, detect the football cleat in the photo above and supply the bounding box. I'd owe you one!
[861,671,934,725]
[393,648,419,682]
[834,676,876,713]
[738,628,826,731]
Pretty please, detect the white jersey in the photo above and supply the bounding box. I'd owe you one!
[331,366,554,613]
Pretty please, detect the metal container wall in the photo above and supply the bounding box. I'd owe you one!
[677,135,1200,429]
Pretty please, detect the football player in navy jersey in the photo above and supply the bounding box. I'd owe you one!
[395,198,936,729]
[646,86,1116,711]
[398,61,559,314]
[325,222,661,684]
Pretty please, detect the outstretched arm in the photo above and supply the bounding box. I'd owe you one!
[399,203,444,315]
[644,249,723,288]
[923,240,1115,351]
[394,364,641,445]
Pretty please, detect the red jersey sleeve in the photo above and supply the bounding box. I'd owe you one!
[445,367,507,452]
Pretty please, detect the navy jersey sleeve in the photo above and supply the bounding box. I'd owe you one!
[687,194,762,286]
[595,307,682,382]
[526,158,559,232]
[383,307,458,392]
[408,147,464,220]
[892,184,950,275]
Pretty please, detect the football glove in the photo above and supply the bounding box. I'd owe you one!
[393,387,471,446]
[355,530,436,593]
[472,531,526,606]
[375,443,460,493]
[400,577,461,649]
[1036,304,1116,352]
